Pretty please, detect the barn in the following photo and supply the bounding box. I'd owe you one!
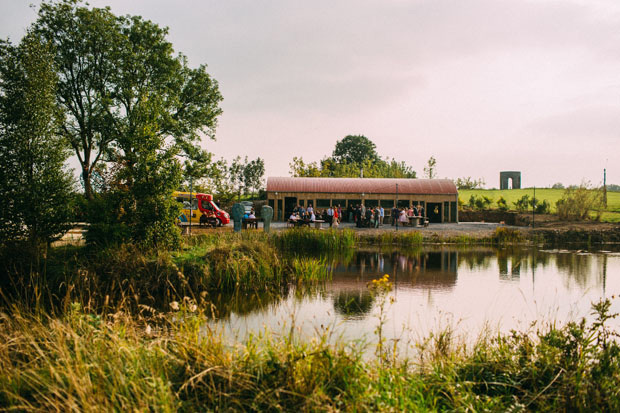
[266,177,458,223]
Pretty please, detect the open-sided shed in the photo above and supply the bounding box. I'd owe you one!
[266,177,458,223]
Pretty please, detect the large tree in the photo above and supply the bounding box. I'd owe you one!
[33,0,222,200]
[0,34,74,250]
[290,135,416,178]
[332,134,380,165]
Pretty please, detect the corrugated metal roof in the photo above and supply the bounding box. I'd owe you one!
[266,177,457,195]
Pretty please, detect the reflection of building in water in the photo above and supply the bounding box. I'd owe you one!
[330,249,458,292]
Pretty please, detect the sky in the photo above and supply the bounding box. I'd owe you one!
[1,0,619,188]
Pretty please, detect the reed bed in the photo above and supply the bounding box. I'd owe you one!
[273,228,356,253]
[288,256,332,283]
[1,299,619,411]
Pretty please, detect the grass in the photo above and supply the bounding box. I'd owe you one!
[273,228,356,253]
[460,188,620,222]
[1,298,619,411]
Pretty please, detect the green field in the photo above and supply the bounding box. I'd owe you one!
[458,188,620,222]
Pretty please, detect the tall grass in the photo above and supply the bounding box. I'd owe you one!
[273,228,356,253]
[288,256,332,283]
[2,299,619,411]
[363,231,424,247]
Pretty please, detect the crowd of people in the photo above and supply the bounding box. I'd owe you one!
[288,203,426,228]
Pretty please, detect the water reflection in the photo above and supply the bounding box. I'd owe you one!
[331,249,459,295]
[333,291,374,319]
[213,246,620,349]
[205,287,290,319]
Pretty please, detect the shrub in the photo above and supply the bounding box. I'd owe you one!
[556,185,605,221]
[533,199,550,214]
[496,196,508,211]
[513,195,530,212]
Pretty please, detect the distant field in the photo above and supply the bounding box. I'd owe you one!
[458,188,620,223]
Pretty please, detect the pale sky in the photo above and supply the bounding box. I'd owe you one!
[2,0,619,187]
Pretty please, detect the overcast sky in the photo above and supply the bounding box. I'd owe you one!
[2,0,619,187]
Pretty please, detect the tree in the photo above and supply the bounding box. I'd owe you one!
[290,135,416,179]
[0,34,74,250]
[32,1,223,247]
[243,157,265,199]
[424,156,437,179]
[456,176,485,190]
[332,135,380,165]
[33,0,222,200]
[33,1,121,200]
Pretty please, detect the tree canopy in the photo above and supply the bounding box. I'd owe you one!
[290,135,416,178]
[32,0,222,200]
[332,135,379,165]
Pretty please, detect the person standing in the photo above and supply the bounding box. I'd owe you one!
[391,206,399,226]
[379,206,384,226]
[327,206,334,227]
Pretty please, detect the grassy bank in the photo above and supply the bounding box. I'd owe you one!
[459,188,620,222]
[1,299,619,411]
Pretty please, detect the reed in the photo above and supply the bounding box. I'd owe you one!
[273,228,356,252]
[1,299,619,411]
[288,256,332,283]
[362,231,424,247]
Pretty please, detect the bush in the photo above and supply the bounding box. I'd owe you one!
[496,196,508,211]
[513,195,530,212]
[556,185,604,221]
[533,199,550,214]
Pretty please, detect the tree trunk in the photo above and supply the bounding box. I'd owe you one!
[82,166,94,200]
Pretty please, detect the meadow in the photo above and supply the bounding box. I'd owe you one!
[459,188,620,222]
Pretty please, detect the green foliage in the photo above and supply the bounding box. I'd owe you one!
[496,196,508,211]
[556,184,605,221]
[198,156,265,204]
[455,176,485,189]
[465,194,492,211]
[274,228,356,253]
[423,155,437,179]
[533,199,551,214]
[332,134,379,164]
[32,0,222,247]
[492,227,523,244]
[3,299,620,411]
[514,194,530,212]
[0,34,75,250]
[289,135,416,178]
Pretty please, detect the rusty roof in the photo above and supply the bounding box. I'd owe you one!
[266,177,457,195]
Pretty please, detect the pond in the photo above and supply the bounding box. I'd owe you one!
[209,246,620,351]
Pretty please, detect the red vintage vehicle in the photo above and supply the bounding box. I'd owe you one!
[174,192,230,227]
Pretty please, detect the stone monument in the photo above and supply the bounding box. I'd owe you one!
[500,171,521,190]
[231,203,245,233]
[261,205,273,233]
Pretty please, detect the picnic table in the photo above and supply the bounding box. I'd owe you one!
[242,217,262,229]
[407,215,429,227]
[287,219,326,229]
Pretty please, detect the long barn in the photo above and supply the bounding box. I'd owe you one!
[266,177,458,223]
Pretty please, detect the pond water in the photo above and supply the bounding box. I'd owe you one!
[210,246,620,351]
